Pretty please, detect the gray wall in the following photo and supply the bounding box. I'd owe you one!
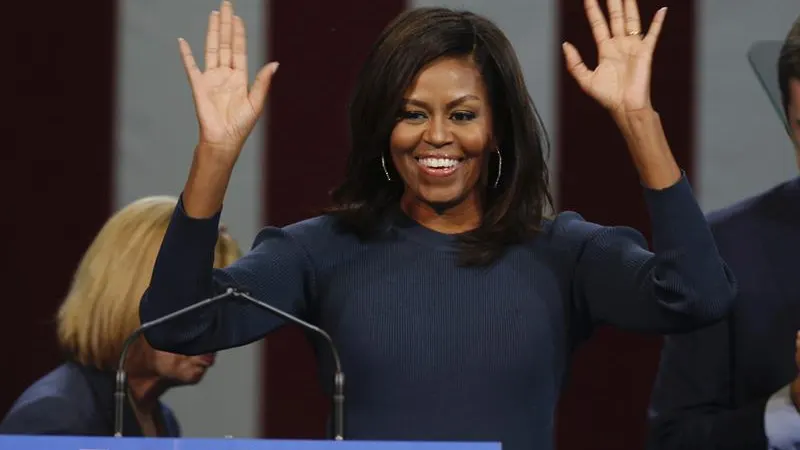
[115,0,266,438]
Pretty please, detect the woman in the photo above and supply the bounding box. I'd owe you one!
[140,1,736,449]
[0,196,241,437]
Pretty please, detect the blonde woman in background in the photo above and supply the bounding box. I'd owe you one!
[0,196,242,437]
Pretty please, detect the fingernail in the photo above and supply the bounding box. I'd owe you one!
[272,62,280,73]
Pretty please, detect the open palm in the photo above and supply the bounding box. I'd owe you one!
[563,0,667,115]
[179,0,278,160]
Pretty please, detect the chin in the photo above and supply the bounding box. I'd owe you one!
[178,368,209,385]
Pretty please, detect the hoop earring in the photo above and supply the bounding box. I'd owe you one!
[493,149,502,188]
[381,153,392,181]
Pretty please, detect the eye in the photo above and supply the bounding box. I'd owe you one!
[451,111,476,122]
[400,110,427,122]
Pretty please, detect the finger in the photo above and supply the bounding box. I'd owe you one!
[179,38,202,86]
[232,16,247,72]
[623,0,642,35]
[205,11,220,70]
[642,7,667,50]
[248,62,280,113]
[584,0,610,44]
[562,42,592,92]
[607,0,625,37]
[219,0,234,68]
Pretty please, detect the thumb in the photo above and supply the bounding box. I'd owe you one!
[178,38,202,91]
[562,42,592,93]
[248,62,280,114]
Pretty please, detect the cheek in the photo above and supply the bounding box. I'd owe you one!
[389,123,421,154]
[151,352,189,376]
[457,127,491,155]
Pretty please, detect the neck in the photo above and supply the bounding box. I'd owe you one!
[400,191,482,234]
[127,375,167,419]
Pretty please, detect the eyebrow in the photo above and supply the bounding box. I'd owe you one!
[404,94,481,110]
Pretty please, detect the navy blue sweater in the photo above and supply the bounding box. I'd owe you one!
[140,174,736,450]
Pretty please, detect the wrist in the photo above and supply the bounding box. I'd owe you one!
[195,141,240,167]
[613,108,681,189]
[182,148,235,219]
[612,107,658,134]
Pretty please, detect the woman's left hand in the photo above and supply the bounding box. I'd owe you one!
[562,0,667,118]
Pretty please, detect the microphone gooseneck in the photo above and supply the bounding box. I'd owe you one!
[114,287,345,441]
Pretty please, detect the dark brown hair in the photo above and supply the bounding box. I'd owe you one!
[329,7,553,266]
[779,15,800,116]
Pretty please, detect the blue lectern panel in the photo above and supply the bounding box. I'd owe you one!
[0,435,501,450]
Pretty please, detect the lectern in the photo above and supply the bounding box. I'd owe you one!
[0,435,501,450]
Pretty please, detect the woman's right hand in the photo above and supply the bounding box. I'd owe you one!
[180,0,278,165]
[178,0,278,217]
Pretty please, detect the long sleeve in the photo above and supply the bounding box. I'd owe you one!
[568,173,737,333]
[139,195,315,355]
[765,384,800,449]
[646,319,770,449]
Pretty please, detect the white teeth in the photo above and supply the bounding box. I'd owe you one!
[419,157,459,168]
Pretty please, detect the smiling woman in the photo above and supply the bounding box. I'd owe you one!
[138,1,737,450]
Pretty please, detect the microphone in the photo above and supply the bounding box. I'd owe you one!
[114,287,346,441]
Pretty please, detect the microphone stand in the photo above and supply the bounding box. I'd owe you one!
[113,287,346,441]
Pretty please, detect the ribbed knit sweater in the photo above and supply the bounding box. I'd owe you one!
[140,174,737,450]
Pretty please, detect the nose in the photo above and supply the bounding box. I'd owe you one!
[423,116,453,148]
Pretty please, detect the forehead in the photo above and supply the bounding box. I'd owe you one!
[406,57,486,99]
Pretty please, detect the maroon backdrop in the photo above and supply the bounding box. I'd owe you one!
[554,1,695,449]
[1,3,116,418]
[261,0,406,438]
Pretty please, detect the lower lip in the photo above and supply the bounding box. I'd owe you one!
[416,160,462,177]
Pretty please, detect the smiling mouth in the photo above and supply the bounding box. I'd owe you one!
[414,156,464,177]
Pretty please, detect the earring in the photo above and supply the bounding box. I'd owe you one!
[493,149,502,188]
[381,153,392,181]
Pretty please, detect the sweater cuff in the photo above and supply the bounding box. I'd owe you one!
[640,171,708,249]
[173,193,222,229]
[159,193,222,266]
[765,383,800,449]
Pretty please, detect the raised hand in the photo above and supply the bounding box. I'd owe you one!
[562,0,666,116]
[179,0,279,164]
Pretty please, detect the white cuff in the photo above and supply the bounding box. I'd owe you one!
[765,383,800,449]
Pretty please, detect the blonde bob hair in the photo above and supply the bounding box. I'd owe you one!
[56,196,242,370]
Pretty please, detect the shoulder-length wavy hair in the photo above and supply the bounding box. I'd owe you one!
[329,7,553,266]
[56,196,242,371]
